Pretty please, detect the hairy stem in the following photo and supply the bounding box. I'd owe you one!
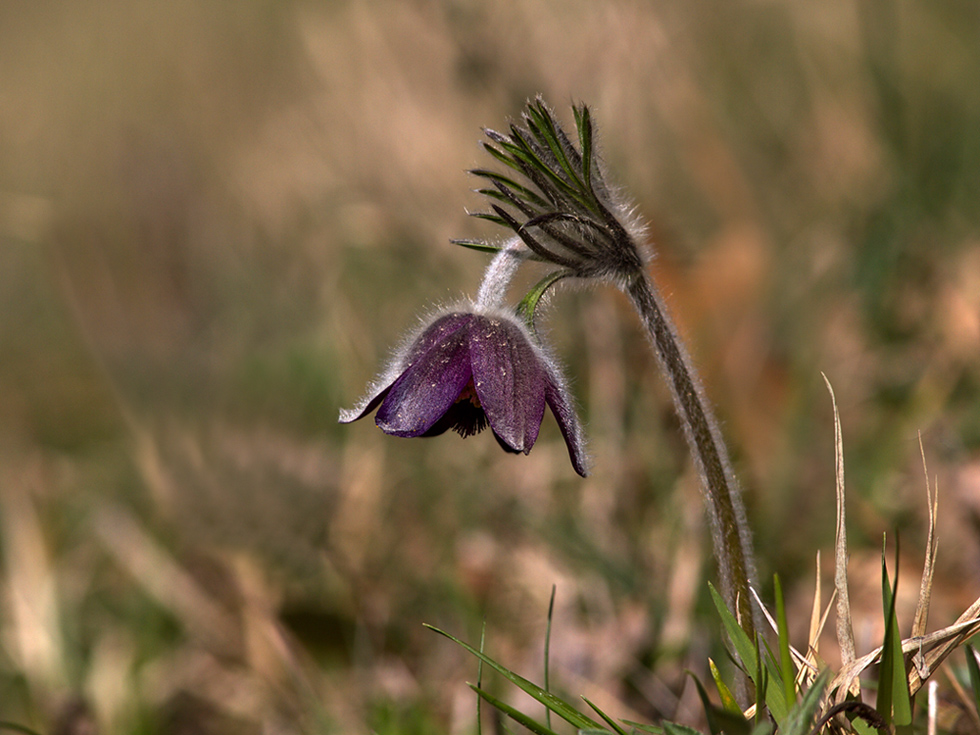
[475,237,529,309]
[624,270,758,642]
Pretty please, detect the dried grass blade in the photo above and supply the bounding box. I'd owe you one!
[908,612,980,696]
[830,646,883,704]
[807,551,821,666]
[911,432,939,640]
[801,552,836,689]
[830,613,980,702]
[823,375,857,678]
[749,587,813,676]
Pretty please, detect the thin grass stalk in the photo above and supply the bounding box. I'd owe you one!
[544,584,555,730]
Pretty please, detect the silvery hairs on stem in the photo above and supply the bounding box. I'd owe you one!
[455,97,760,640]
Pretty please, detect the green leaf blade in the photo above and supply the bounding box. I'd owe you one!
[780,669,830,735]
[581,696,628,735]
[708,658,742,715]
[709,583,788,721]
[468,684,563,735]
[965,645,980,720]
[774,574,797,708]
[878,539,913,727]
[425,624,604,731]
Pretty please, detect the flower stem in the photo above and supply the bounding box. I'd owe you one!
[475,237,529,310]
[624,270,759,642]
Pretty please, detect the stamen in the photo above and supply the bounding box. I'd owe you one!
[450,379,488,437]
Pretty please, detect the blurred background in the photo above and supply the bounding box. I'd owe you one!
[2,0,980,732]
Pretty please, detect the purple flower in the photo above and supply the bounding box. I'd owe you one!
[339,307,588,476]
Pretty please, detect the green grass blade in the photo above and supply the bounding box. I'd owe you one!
[690,671,752,735]
[709,582,758,674]
[708,657,742,715]
[878,536,913,727]
[774,574,797,707]
[425,624,605,731]
[545,584,555,729]
[709,583,788,721]
[851,718,877,735]
[760,637,790,721]
[888,547,913,728]
[663,722,708,735]
[780,669,830,735]
[477,620,486,735]
[581,696,628,735]
[754,633,769,726]
[468,684,563,735]
[621,719,664,734]
[965,645,980,720]
[761,621,794,721]
[876,545,894,723]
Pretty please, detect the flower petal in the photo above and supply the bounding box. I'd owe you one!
[545,379,590,477]
[338,385,392,425]
[339,312,472,426]
[375,316,475,437]
[400,313,474,367]
[468,315,547,453]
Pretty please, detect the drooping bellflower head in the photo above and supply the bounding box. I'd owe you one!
[339,99,641,479]
[339,305,589,477]
[340,98,761,639]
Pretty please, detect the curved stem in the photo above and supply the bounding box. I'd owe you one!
[474,237,529,309]
[623,270,759,642]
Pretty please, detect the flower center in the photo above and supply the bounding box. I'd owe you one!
[456,381,481,407]
[449,379,488,437]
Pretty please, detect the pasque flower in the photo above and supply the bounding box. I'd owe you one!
[339,305,588,477]
[457,98,760,639]
[340,98,758,643]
